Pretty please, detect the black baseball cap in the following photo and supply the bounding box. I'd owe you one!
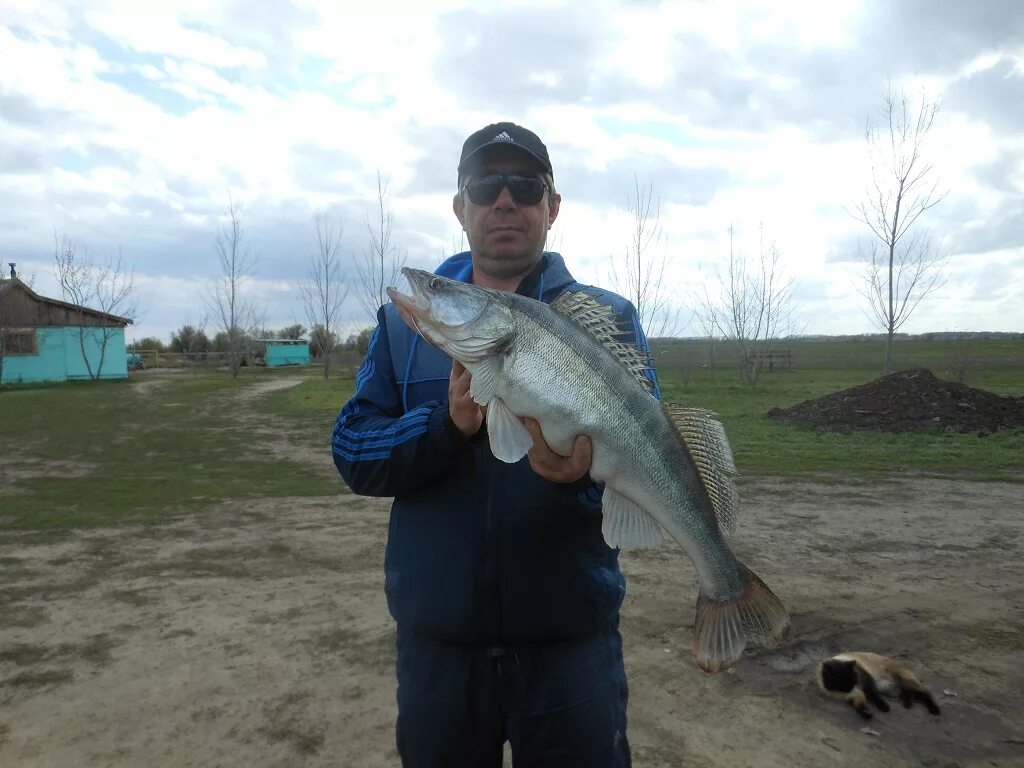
[457,122,553,179]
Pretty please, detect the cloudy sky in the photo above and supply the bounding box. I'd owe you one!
[1,0,1022,343]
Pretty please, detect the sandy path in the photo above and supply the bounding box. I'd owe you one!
[1,476,1022,767]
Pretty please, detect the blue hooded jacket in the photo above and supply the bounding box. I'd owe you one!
[332,251,659,644]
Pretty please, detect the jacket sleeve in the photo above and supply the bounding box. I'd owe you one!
[574,299,661,511]
[332,308,468,497]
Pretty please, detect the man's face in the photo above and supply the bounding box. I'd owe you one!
[453,148,561,284]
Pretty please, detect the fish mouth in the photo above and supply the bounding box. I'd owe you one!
[387,268,434,335]
[385,285,423,313]
[387,268,431,313]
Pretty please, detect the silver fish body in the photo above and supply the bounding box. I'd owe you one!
[388,268,789,671]
[491,294,741,591]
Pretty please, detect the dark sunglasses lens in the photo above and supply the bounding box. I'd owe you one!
[466,180,502,205]
[507,177,545,205]
[467,175,545,205]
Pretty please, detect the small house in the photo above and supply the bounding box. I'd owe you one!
[258,339,310,368]
[0,274,133,384]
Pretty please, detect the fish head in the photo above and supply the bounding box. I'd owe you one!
[387,268,515,363]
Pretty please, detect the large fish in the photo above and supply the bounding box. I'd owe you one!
[387,267,789,672]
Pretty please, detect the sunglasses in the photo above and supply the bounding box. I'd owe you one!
[463,173,550,206]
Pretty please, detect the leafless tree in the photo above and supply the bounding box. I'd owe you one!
[695,301,719,378]
[245,311,267,377]
[208,194,259,379]
[53,233,138,381]
[301,213,349,379]
[355,172,406,323]
[854,85,948,374]
[609,176,683,340]
[700,225,798,387]
[545,227,563,256]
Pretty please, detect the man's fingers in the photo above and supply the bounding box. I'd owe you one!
[519,418,592,482]
[522,416,543,442]
[450,361,473,398]
[573,435,593,465]
[523,418,570,459]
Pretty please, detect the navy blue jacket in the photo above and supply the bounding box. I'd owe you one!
[332,252,659,644]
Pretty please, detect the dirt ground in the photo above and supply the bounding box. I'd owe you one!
[2,370,1022,765]
[2,470,1022,767]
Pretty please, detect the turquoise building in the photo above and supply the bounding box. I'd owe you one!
[262,339,311,368]
[0,276,133,384]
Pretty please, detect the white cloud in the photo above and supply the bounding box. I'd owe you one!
[1,0,1021,343]
[84,1,267,69]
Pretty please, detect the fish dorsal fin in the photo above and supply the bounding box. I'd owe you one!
[551,290,654,393]
[664,405,741,535]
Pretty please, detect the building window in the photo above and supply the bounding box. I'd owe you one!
[3,329,38,355]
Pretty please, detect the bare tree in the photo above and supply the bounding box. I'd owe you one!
[854,85,948,374]
[700,225,798,387]
[208,195,258,379]
[695,301,719,379]
[301,214,349,379]
[439,230,467,262]
[355,172,406,323]
[609,176,683,340]
[53,233,138,381]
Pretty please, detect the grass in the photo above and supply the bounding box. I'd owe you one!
[0,368,343,532]
[653,337,1023,478]
[1,341,1021,537]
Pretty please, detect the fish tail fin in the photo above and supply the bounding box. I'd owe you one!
[693,562,789,673]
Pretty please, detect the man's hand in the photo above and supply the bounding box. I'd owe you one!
[521,417,592,484]
[449,361,484,437]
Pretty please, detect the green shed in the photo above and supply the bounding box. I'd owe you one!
[0,275,133,384]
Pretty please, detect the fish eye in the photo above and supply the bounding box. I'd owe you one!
[429,277,442,289]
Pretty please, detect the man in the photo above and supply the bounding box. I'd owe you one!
[333,122,657,767]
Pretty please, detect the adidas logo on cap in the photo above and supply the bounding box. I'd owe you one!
[492,131,514,142]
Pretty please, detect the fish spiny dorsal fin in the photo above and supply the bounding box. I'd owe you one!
[664,404,741,535]
[551,290,654,393]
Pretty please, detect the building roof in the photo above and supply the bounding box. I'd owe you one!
[0,276,134,326]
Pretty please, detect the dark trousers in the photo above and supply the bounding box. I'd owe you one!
[395,628,631,768]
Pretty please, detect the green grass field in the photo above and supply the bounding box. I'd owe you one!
[652,337,1023,476]
[1,337,1021,535]
[0,369,347,533]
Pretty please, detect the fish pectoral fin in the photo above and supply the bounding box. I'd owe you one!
[468,356,503,406]
[485,397,533,463]
[601,489,665,549]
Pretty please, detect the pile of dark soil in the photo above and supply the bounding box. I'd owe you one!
[768,368,1024,436]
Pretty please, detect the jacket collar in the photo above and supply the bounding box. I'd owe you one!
[434,250,576,304]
